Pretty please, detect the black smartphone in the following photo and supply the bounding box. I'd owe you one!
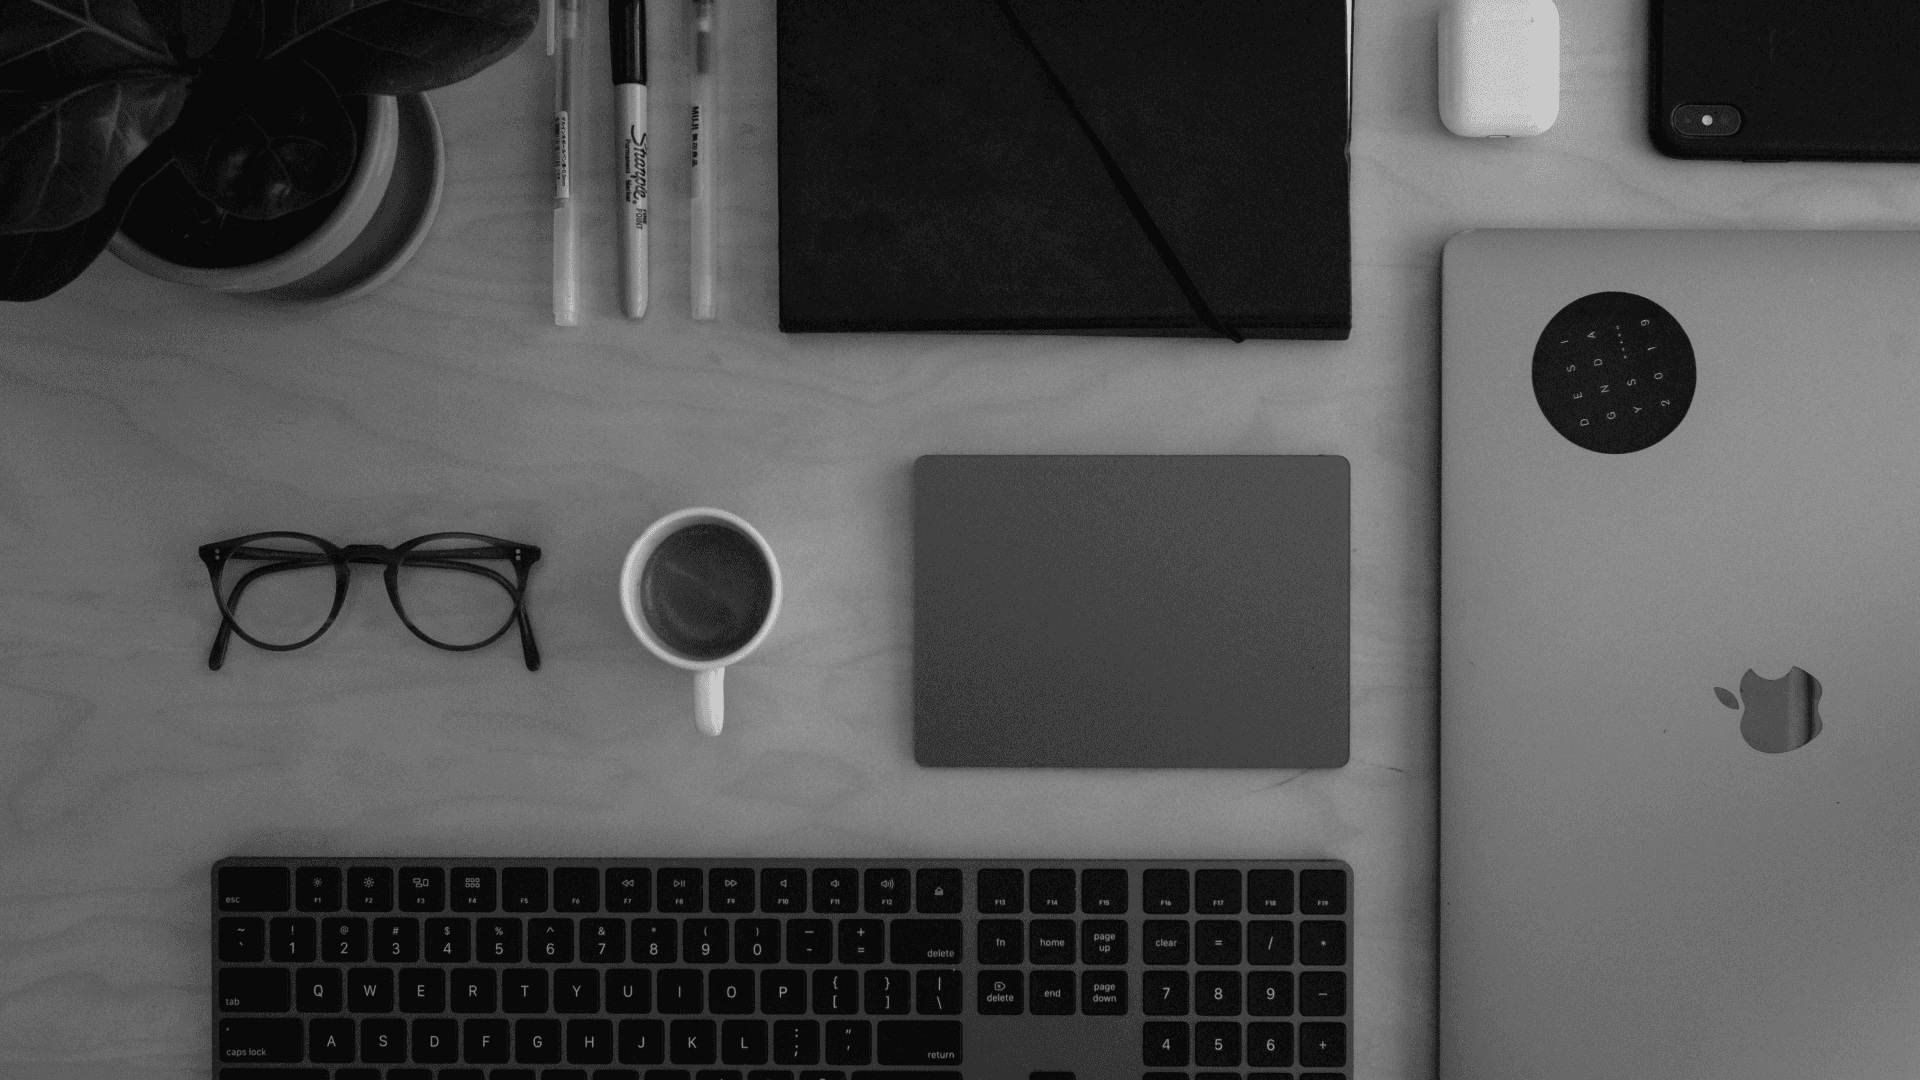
[1652,0,1920,161]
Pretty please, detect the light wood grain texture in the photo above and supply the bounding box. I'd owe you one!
[3,0,1910,1076]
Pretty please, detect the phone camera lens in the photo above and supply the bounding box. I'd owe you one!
[1672,103,1742,137]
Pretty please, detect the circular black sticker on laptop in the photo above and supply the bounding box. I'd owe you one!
[1533,291,1696,454]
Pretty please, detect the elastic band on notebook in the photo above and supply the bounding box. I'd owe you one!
[992,0,1245,343]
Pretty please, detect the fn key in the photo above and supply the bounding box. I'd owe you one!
[876,1020,962,1065]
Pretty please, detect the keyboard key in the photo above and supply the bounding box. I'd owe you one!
[533,918,577,963]
[584,918,628,963]
[1194,1022,1240,1067]
[762,969,807,1014]
[347,967,393,1012]
[397,967,443,1012]
[1142,1022,1189,1066]
[323,917,369,962]
[1298,1022,1345,1067]
[1142,920,1189,965]
[1194,921,1241,965]
[362,1016,406,1062]
[712,869,756,913]
[296,967,342,1012]
[1298,922,1345,966]
[1028,920,1074,964]
[1195,971,1240,1016]
[608,869,652,912]
[660,869,704,913]
[503,969,549,1012]
[219,917,265,962]
[463,1017,509,1062]
[1248,971,1292,1016]
[1080,970,1126,1015]
[397,868,443,911]
[372,917,417,962]
[838,920,884,963]
[1298,869,1346,916]
[824,1020,871,1065]
[269,916,315,962]
[659,969,704,1012]
[876,1020,961,1066]
[976,868,1023,913]
[673,1019,718,1064]
[1298,972,1345,1016]
[762,870,807,913]
[976,968,1025,1016]
[504,868,550,912]
[1248,1021,1293,1067]
[634,918,677,962]
[219,866,290,911]
[914,970,961,1015]
[451,868,496,912]
[812,870,858,913]
[863,870,908,913]
[773,1019,820,1065]
[516,1017,562,1063]
[1029,971,1074,1015]
[1081,920,1127,964]
[711,969,756,1014]
[1247,921,1292,966]
[1080,869,1128,914]
[1194,870,1241,915]
[621,1017,667,1064]
[218,966,290,1012]
[570,1017,615,1063]
[786,919,831,963]
[813,970,858,1014]
[889,920,962,964]
[413,1017,457,1062]
[914,870,962,913]
[1247,869,1293,914]
[686,919,729,963]
[722,1019,769,1064]
[608,968,651,1013]
[976,920,1022,965]
[1029,869,1075,914]
[347,867,393,911]
[556,968,602,1012]
[736,919,781,963]
[218,1017,302,1063]
[296,867,342,911]
[451,968,496,1012]
[1142,970,1189,1016]
[1142,870,1189,914]
[863,970,910,1014]
[556,868,602,912]
[310,1016,354,1061]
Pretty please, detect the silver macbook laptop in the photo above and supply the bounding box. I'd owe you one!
[1441,230,1920,1079]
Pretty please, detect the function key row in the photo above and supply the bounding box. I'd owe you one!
[220,866,1347,918]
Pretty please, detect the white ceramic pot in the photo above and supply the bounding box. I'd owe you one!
[109,93,444,301]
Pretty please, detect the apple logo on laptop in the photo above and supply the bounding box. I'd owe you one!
[1715,667,1823,753]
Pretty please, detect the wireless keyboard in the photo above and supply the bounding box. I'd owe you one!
[214,858,1352,1080]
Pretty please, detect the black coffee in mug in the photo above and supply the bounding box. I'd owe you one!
[639,523,775,660]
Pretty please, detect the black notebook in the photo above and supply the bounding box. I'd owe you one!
[777,0,1351,340]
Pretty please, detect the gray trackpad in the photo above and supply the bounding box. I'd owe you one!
[913,455,1350,768]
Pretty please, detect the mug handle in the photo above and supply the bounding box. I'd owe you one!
[695,667,725,736]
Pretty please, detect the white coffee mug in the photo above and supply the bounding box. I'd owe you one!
[619,508,782,736]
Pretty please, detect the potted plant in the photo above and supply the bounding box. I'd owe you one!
[0,0,540,302]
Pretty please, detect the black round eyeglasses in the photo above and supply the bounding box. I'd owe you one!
[197,532,541,671]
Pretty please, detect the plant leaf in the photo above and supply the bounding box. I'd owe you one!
[0,124,175,301]
[166,60,356,221]
[214,0,538,96]
[0,0,188,233]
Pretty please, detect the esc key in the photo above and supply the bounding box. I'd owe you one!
[217,866,291,912]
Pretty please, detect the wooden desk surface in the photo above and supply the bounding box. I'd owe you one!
[2,0,1909,1075]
